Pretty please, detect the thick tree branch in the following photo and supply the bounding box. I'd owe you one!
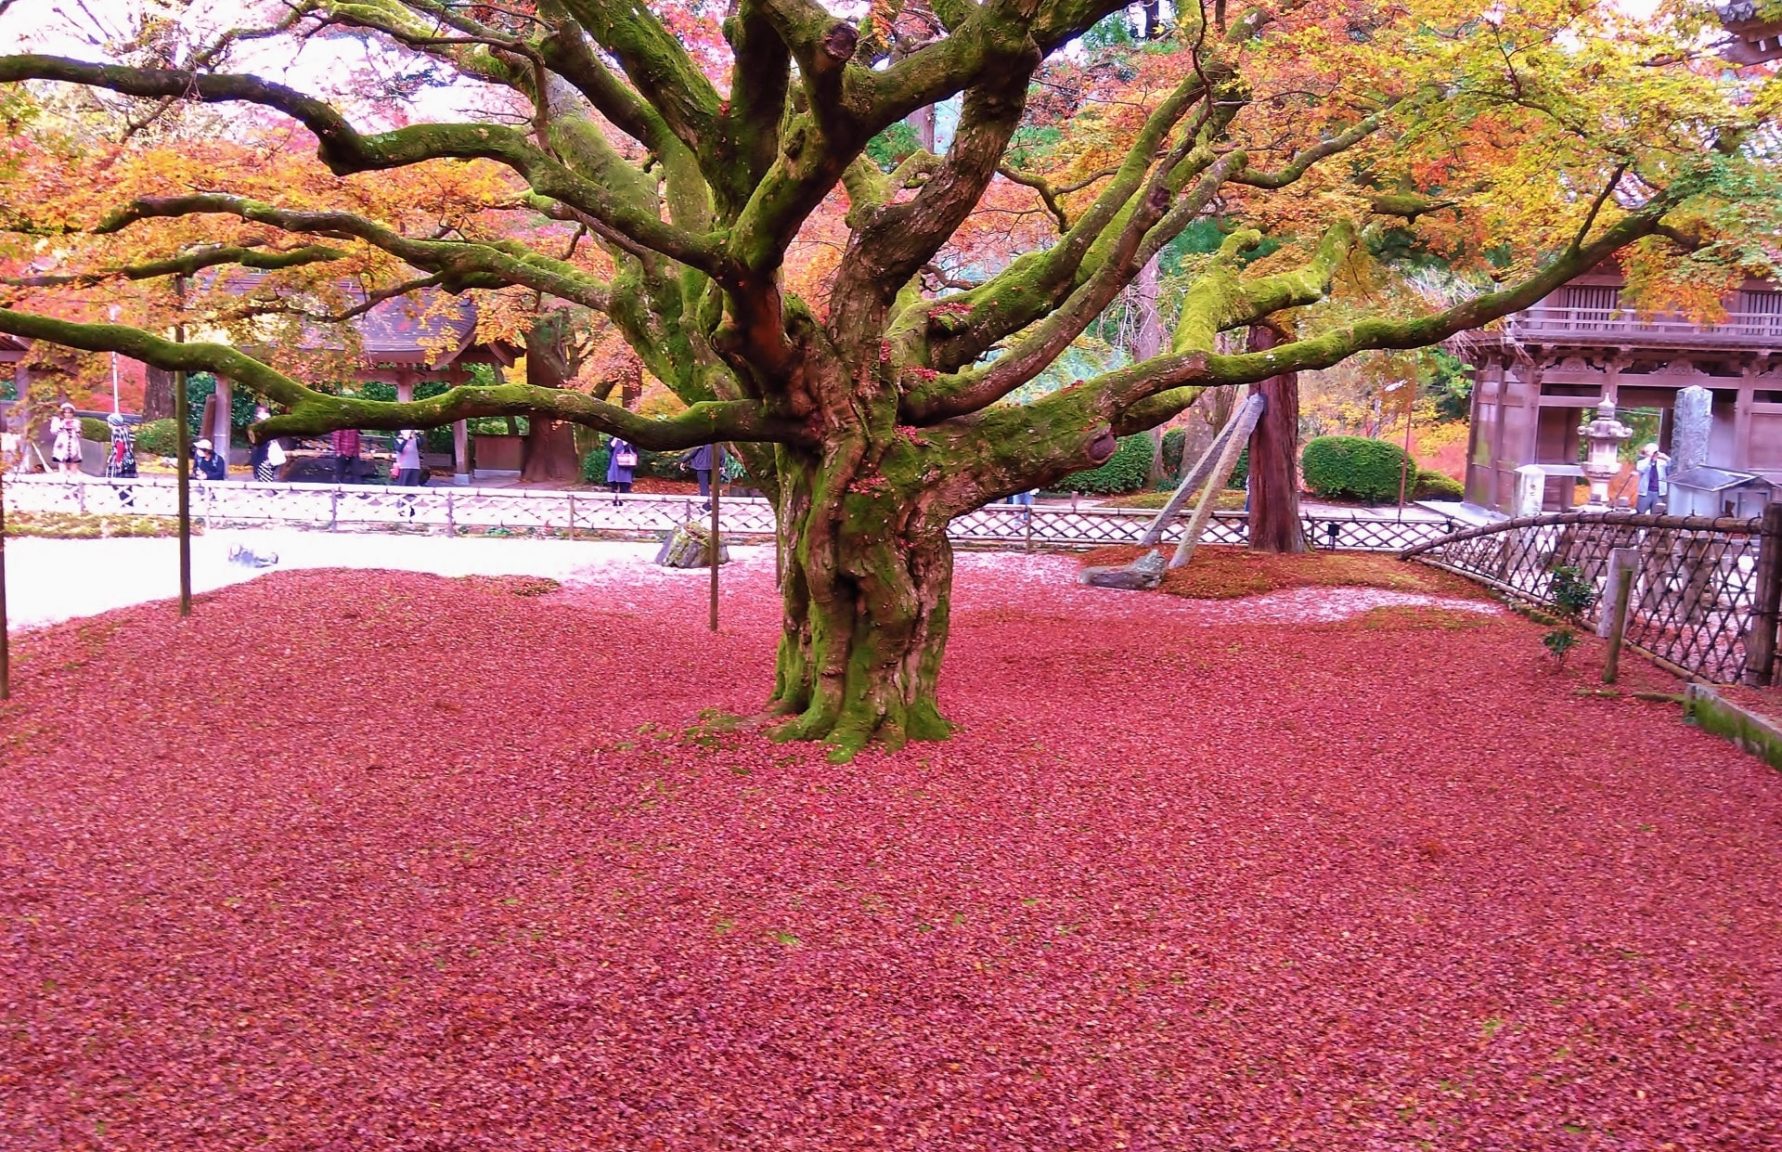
[906,151,1243,422]
[96,194,613,312]
[0,54,727,277]
[0,244,344,289]
[555,0,722,161]
[0,307,806,449]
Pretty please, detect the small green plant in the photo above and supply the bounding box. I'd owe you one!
[1542,564,1596,669]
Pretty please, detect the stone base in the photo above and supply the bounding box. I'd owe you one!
[655,521,731,568]
[1081,548,1166,590]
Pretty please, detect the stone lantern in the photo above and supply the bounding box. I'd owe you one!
[1579,397,1633,508]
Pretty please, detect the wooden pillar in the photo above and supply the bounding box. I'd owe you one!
[1736,357,1762,470]
[212,376,232,460]
[1602,353,1626,405]
[453,419,470,485]
[396,371,415,403]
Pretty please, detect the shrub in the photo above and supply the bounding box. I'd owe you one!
[1301,435,1418,502]
[79,417,110,441]
[581,447,611,484]
[1161,428,1186,476]
[1054,434,1155,495]
[134,419,180,456]
[1413,468,1464,500]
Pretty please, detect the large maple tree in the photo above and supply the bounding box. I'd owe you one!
[0,0,1775,755]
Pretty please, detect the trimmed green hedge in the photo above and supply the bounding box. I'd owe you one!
[1413,468,1464,500]
[581,447,611,483]
[1055,434,1155,494]
[80,417,110,442]
[134,419,180,456]
[1301,435,1418,502]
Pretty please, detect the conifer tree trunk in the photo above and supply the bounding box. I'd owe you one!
[1246,324,1305,553]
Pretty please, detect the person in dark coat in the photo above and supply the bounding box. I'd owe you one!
[606,436,636,502]
[684,442,714,497]
[192,438,227,480]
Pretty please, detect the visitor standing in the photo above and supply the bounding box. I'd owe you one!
[684,442,715,498]
[248,406,285,482]
[104,413,136,478]
[50,402,82,476]
[393,429,426,487]
[105,412,137,508]
[192,438,227,480]
[1635,443,1670,513]
[332,426,361,484]
[607,435,636,501]
[392,429,426,520]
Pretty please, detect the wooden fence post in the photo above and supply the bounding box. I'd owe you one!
[1602,564,1635,685]
[568,492,577,540]
[1742,503,1782,686]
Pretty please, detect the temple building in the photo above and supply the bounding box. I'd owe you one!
[1463,271,1782,513]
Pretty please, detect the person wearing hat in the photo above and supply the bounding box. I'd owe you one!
[50,401,82,476]
[192,437,227,481]
[105,412,138,508]
[1635,442,1670,513]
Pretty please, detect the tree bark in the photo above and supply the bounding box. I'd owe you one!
[142,366,175,420]
[1246,324,1305,553]
[1128,256,1166,487]
[764,446,955,760]
[519,315,584,484]
[909,105,937,153]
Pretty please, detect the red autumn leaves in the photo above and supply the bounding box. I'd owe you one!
[2,553,1779,1149]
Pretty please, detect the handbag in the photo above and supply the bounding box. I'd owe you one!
[615,450,638,468]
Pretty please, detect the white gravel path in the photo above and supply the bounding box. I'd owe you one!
[5,532,1498,633]
[2,530,773,632]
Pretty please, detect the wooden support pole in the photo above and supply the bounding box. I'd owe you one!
[1172,396,1265,569]
[1138,394,1253,547]
[709,444,722,632]
[1,437,10,700]
[173,299,192,617]
[1743,503,1782,686]
[1602,564,1635,684]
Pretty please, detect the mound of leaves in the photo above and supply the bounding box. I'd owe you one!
[1077,544,1481,600]
[2,557,1777,1150]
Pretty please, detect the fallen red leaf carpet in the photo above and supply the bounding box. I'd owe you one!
[2,554,1778,1150]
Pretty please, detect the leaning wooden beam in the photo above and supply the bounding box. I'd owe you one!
[1138,393,1261,547]
[1171,395,1265,569]
[1398,510,1762,559]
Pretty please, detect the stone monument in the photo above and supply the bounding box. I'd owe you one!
[1514,464,1546,518]
[1672,385,1713,475]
